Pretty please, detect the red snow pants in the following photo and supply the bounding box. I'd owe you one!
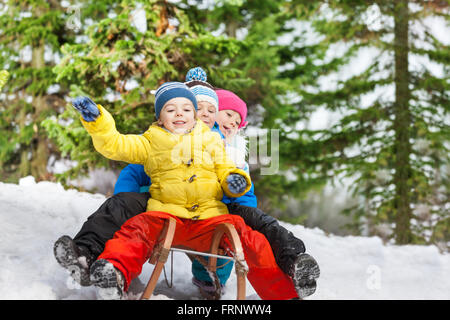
[98,211,299,300]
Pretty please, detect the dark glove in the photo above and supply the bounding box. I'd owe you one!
[72,96,100,122]
[226,174,248,195]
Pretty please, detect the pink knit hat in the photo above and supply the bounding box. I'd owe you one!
[216,89,248,129]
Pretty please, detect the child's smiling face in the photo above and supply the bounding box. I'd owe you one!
[217,109,241,141]
[158,97,196,134]
[196,101,217,129]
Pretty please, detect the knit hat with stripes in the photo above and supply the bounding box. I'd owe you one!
[154,81,198,119]
[185,67,219,112]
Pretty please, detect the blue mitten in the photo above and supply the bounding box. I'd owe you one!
[72,96,100,122]
[226,174,248,195]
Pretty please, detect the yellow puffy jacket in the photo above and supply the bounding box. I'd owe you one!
[81,105,251,220]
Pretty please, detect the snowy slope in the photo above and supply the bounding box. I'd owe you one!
[0,177,448,300]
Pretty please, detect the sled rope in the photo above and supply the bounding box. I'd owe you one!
[169,247,236,261]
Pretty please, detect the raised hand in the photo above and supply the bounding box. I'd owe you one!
[72,96,100,122]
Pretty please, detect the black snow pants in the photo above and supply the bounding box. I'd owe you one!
[74,192,305,274]
[74,192,150,259]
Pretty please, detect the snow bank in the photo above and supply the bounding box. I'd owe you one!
[0,177,448,300]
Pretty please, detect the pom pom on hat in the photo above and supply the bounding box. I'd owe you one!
[185,67,218,112]
[185,67,207,82]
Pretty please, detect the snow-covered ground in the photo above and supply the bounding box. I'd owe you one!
[0,177,448,300]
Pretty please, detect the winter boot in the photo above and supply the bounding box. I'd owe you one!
[192,277,225,300]
[53,235,94,286]
[90,259,125,300]
[288,253,320,299]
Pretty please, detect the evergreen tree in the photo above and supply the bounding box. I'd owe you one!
[44,0,247,182]
[6,0,445,247]
[182,0,326,212]
[0,1,90,181]
[45,0,329,208]
[274,1,449,245]
[0,1,60,180]
[0,0,119,183]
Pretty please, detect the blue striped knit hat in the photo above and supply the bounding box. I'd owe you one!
[185,67,219,112]
[154,81,198,119]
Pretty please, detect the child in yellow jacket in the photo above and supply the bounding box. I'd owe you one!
[77,82,251,220]
[73,82,301,300]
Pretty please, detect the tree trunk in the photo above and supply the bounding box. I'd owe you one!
[18,106,31,177]
[30,36,50,181]
[226,20,238,38]
[393,0,413,244]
